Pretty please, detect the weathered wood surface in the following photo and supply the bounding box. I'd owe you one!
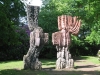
[23,5,48,70]
[52,15,81,69]
[27,5,39,31]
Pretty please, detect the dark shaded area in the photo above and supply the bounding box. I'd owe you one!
[39,45,57,59]
[47,70,100,75]
[0,27,29,61]
[75,65,98,69]
[73,56,91,60]
[0,69,100,75]
[0,0,27,61]
[70,43,100,57]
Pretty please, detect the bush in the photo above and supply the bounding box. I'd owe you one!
[0,26,29,61]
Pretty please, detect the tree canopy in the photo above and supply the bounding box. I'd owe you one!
[0,0,25,46]
[39,0,100,57]
[0,0,28,60]
[0,0,100,60]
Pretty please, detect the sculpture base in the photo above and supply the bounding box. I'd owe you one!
[56,58,74,69]
[56,57,66,69]
[56,46,74,69]
[23,55,42,70]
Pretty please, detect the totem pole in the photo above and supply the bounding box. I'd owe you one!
[23,5,48,70]
[52,15,81,69]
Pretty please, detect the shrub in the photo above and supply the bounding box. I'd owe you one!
[0,25,29,61]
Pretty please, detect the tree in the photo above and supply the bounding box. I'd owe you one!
[0,0,28,60]
[39,0,100,57]
[39,0,78,58]
[0,0,25,46]
[72,0,100,55]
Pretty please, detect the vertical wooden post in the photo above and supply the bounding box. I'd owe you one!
[27,5,39,31]
[23,5,48,70]
[52,15,81,69]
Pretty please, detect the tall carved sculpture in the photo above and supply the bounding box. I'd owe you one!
[23,5,48,70]
[52,15,81,69]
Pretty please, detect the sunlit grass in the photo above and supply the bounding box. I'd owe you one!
[0,59,56,70]
[0,56,99,70]
[0,56,100,75]
[0,61,23,70]
[0,59,51,75]
[41,59,56,68]
[80,56,100,64]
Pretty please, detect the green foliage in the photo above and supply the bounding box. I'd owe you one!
[0,27,29,60]
[85,30,100,45]
[0,0,27,60]
[1,0,100,60]
[39,0,78,58]
[0,0,25,25]
[39,0,100,57]
[0,14,17,46]
[0,0,25,46]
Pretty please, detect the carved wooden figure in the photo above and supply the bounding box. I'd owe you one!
[23,5,48,70]
[52,15,81,69]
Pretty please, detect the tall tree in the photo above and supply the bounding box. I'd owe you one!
[0,0,25,46]
[39,0,100,57]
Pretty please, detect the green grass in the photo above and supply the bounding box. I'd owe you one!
[41,59,56,68]
[77,56,100,64]
[0,61,23,70]
[0,59,56,70]
[0,59,56,75]
[0,56,100,75]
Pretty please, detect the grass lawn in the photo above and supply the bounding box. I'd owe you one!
[74,56,100,64]
[0,56,100,75]
[0,59,56,75]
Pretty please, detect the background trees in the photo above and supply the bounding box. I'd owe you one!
[0,0,29,60]
[71,0,100,56]
[0,0,100,60]
[39,0,100,58]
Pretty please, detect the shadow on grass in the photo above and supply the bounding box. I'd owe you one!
[74,56,90,60]
[0,69,48,75]
[42,62,55,65]
[41,59,56,65]
[75,65,98,69]
[0,68,100,75]
[47,70,100,75]
[0,60,21,64]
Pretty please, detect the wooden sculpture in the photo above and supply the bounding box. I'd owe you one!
[23,5,48,70]
[52,15,81,69]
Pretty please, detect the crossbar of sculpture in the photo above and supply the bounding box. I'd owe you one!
[23,5,49,70]
[52,31,71,47]
[58,15,81,35]
[52,15,81,69]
